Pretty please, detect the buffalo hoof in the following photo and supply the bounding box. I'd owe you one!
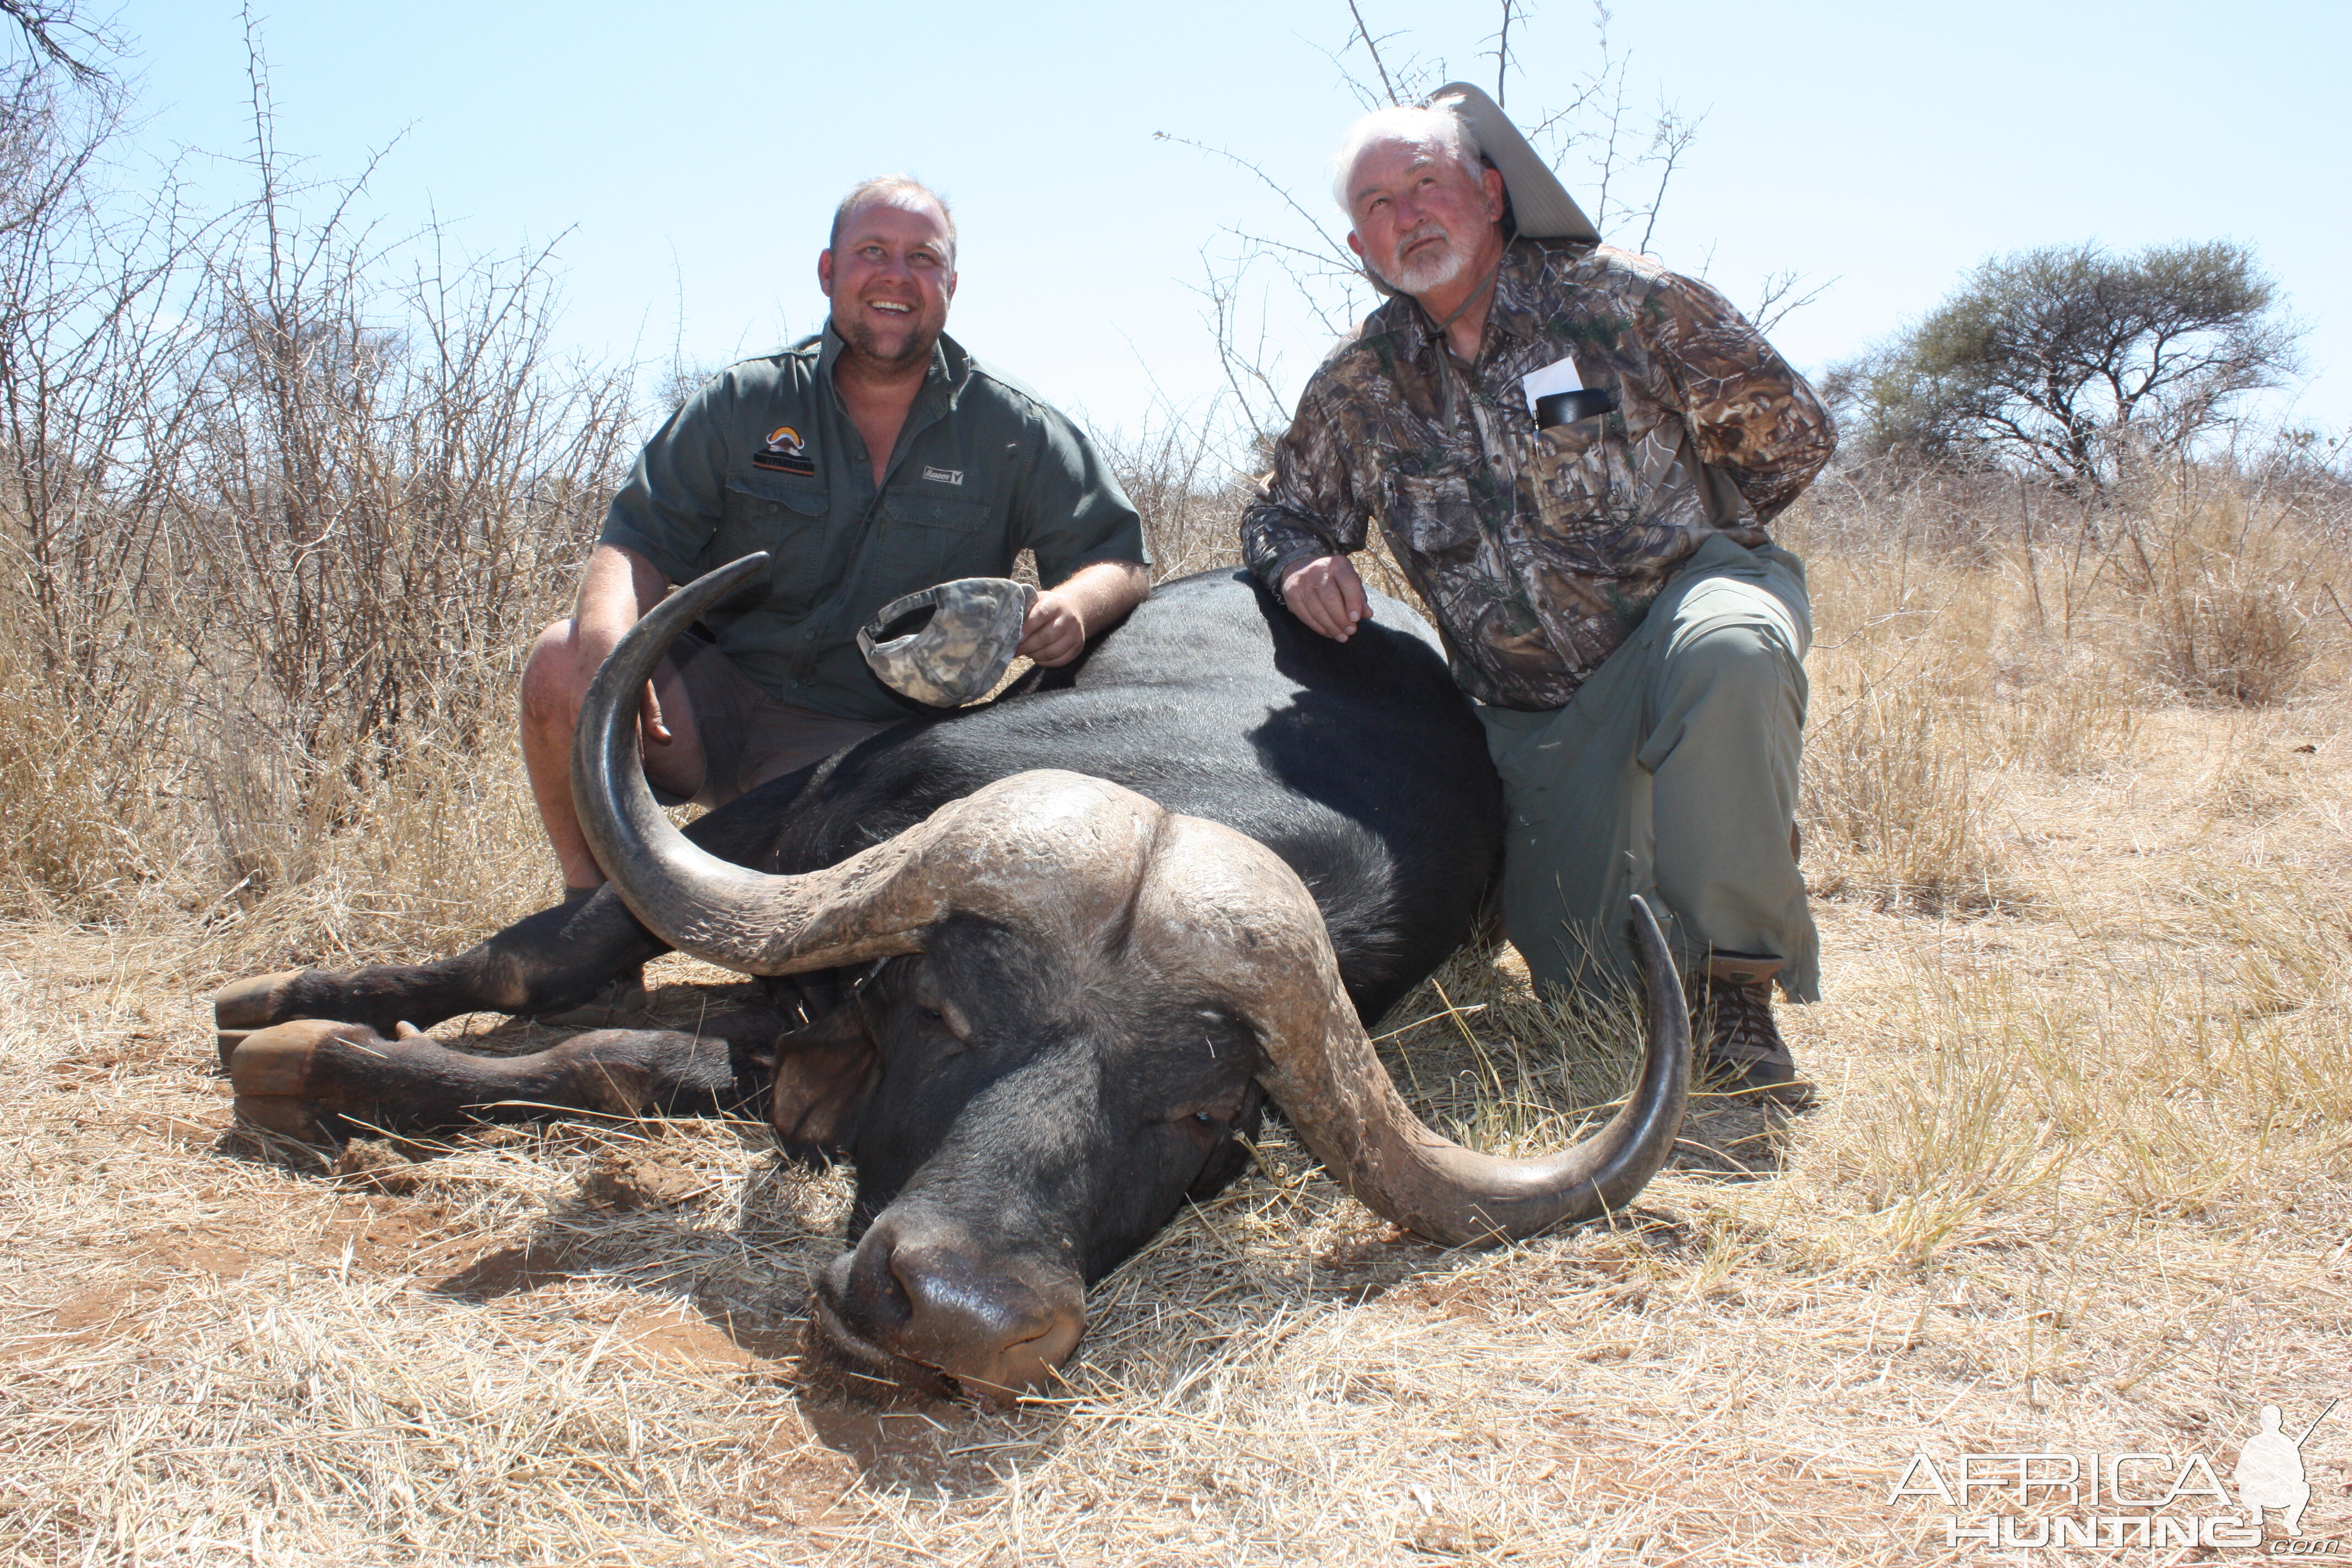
[213,969,308,1070]
[227,1018,391,1143]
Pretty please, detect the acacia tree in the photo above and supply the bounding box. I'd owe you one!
[1827,241,2301,492]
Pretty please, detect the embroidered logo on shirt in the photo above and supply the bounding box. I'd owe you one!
[922,465,965,486]
[753,424,816,477]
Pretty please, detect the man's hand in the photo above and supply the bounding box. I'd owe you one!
[1018,559,1150,668]
[573,627,673,745]
[1017,589,1087,667]
[1280,554,1371,641]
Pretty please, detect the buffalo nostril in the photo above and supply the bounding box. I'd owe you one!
[890,1242,1055,1349]
[888,1241,1086,1394]
[812,1222,1087,1397]
[821,1233,915,1343]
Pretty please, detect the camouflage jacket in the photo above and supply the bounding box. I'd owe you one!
[1240,238,1836,710]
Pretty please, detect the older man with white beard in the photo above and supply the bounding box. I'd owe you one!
[1242,86,1836,1103]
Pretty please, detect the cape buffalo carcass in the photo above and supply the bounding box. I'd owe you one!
[213,559,1689,1400]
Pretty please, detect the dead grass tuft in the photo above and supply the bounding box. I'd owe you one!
[1786,536,2026,914]
[2115,469,2329,706]
[0,630,153,918]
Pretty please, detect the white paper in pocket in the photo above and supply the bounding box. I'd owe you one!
[1520,355,1583,415]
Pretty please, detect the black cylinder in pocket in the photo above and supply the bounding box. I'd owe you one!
[1535,387,1617,428]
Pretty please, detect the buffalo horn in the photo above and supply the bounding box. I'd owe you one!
[572,554,949,974]
[1164,819,1689,1246]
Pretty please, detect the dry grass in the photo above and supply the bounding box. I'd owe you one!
[1786,462,2350,917]
[9,472,2352,1564]
[2115,467,2329,707]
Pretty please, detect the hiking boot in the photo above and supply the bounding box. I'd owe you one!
[1686,952,1814,1108]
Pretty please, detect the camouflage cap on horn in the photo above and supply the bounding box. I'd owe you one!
[857,578,1037,708]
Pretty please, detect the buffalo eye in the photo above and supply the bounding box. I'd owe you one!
[910,993,973,1042]
[1193,1111,1213,1125]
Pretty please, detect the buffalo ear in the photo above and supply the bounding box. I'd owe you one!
[768,1004,878,1161]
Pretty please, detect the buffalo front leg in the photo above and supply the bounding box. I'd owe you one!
[226,1019,772,1141]
[210,775,838,1060]
[213,888,667,1065]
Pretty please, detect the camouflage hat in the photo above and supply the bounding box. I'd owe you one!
[857,578,1037,708]
[1429,81,1600,244]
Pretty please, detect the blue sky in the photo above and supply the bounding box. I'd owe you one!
[104,0,2352,450]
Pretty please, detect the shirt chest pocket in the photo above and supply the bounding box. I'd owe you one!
[1526,411,1630,544]
[1379,461,1487,562]
[717,474,829,613]
[873,493,998,589]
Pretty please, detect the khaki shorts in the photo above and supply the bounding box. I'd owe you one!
[656,631,899,809]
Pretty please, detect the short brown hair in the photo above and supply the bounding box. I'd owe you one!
[829,176,957,269]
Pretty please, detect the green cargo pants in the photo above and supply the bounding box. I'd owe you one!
[1477,533,1818,1004]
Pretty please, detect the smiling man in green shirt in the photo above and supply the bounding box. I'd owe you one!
[521,175,1150,896]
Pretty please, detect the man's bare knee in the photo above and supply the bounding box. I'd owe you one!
[521,619,585,728]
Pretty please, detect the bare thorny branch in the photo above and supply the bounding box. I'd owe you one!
[1485,0,1523,107]
[0,8,638,909]
[1343,0,1400,107]
[1752,267,1838,336]
[0,0,111,84]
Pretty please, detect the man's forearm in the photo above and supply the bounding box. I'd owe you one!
[1050,558,1150,628]
[1721,381,1837,523]
[574,543,670,647]
[569,541,679,740]
[1652,270,1838,523]
[1240,503,1342,595]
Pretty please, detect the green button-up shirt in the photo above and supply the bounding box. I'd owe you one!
[601,325,1147,723]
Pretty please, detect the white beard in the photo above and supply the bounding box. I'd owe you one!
[1386,227,1470,293]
